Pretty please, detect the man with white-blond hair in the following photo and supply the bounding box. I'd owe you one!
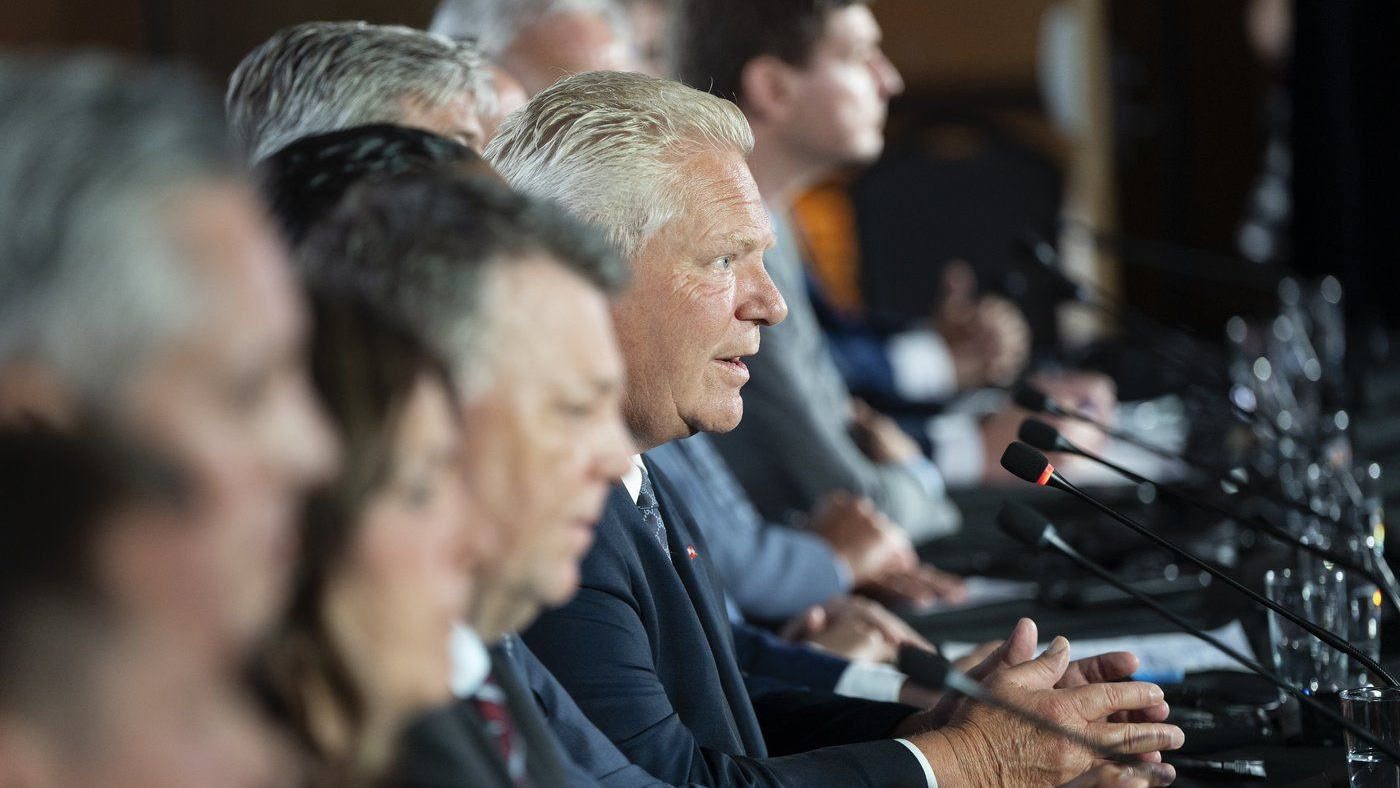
[488,70,1181,788]
[226,21,494,162]
[430,0,637,95]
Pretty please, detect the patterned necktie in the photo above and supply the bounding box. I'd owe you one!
[635,464,671,559]
[472,672,532,787]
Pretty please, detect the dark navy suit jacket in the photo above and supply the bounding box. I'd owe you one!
[397,642,571,788]
[400,636,681,788]
[523,461,928,788]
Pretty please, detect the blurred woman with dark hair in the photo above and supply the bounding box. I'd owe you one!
[257,289,483,788]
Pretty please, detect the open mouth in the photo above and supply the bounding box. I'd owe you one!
[715,357,748,373]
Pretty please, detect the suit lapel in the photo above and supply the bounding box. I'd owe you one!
[490,640,571,787]
[645,458,769,759]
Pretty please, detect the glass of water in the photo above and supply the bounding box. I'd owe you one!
[1265,567,1349,693]
[1348,579,1385,686]
[1341,687,1400,788]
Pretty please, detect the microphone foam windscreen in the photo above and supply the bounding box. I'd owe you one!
[996,502,1054,547]
[896,645,953,690]
[1001,441,1052,484]
[1017,418,1062,452]
[1012,384,1052,414]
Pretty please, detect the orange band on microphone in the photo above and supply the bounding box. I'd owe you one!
[1037,465,1054,486]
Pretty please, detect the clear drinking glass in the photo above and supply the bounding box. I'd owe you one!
[1348,579,1385,686]
[1264,567,1349,693]
[1341,687,1400,788]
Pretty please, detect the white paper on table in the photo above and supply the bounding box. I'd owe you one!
[909,576,1040,614]
[941,620,1256,674]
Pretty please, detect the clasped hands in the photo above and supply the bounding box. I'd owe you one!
[897,618,1183,788]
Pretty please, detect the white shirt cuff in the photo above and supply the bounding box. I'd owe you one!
[895,738,940,788]
[829,549,855,590]
[901,456,947,500]
[832,660,908,703]
[887,328,958,401]
[927,413,986,488]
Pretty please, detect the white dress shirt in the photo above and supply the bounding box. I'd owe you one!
[450,623,492,700]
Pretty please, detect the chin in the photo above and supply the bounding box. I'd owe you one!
[687,399,745,435]
[541,565,582,608]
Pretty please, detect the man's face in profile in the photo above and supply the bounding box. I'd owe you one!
[608,150,786,447]
[460,256,633,628]
[120,182,337,655]
[504,9,637,96]
[397,90,488,154]
[779,4,903,167]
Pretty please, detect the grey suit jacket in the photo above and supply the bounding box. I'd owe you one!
[709,210,961,542]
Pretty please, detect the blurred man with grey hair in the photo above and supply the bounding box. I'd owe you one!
[0,52,335,788]
[0,53,337,662]
[488,70,1180,788]
[226,21,494,162]
[430,0,637,95]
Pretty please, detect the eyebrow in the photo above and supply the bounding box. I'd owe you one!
[716,231,777,253]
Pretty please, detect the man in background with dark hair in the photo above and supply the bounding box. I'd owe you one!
[675,0,1109,513]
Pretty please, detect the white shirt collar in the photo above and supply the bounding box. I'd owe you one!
[621,454,645,504]
[450,623,492,699]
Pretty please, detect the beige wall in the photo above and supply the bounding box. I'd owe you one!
[5,0,1055,87]
[1,0,434,80]
[874,0,1060,93]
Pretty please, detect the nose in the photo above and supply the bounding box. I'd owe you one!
[873,51,904,99]
[736,260,788,328]
[597,409,637,482]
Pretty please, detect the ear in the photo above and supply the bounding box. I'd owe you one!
[0,362,76,428]
[738,54,800,124]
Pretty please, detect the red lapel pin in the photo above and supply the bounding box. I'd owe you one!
[686,545,699,560]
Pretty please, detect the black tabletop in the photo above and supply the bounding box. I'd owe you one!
[907,488,1371,787]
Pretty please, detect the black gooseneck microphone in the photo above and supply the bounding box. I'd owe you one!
[1014,384,1337,523]
[999,441,1398,688]
[1017,417,1400,616]
[996,501,1400,764]
[895,646,1175,783]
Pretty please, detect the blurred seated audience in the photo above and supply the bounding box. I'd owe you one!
[227,21,494,161]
